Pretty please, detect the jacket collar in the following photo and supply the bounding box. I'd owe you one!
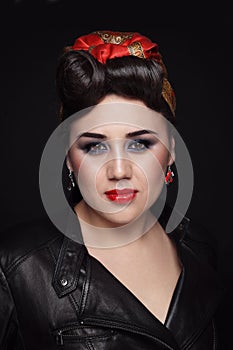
[52,217,225,349]
[164,230,225,348]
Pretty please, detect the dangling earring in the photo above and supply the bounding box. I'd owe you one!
[67,169,75,191]
[165,165,174,185]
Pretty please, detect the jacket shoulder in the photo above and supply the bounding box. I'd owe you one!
[0,215,63,271]
[178,216,218,270]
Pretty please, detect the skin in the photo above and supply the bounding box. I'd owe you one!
[67,95,175,229]
[66,95,181,324]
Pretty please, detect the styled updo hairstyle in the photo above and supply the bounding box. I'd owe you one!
[55,48,176,125]
[56,39,176,206]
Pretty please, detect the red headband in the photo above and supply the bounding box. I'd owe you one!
[72,31,176,115]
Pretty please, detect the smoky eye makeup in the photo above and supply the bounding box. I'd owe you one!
[126,138,157,152]
[76,140,108,154]
[75,130,159,155]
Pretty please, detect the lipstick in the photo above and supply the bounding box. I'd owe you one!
[105,188,138,204]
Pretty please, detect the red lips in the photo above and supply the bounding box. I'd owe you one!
[105,189,138,203]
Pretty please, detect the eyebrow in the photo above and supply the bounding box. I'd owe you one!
[127,129,158,137]
[78,132,106,139]
[78,129,158,140]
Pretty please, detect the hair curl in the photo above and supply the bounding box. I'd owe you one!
[56,48,176,124]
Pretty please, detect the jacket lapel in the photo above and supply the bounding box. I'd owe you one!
[164,237,225,348]
[85,253,180,349]
[53,213,225,349]
[84,228,225,349]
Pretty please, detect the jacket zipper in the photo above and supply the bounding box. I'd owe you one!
[55,322,116,345]
[56,330,64,346]
[54,319,178,350]
[54,326,115,346]
[212,320,217,350]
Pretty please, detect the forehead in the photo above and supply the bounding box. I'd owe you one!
[69,102,168,140]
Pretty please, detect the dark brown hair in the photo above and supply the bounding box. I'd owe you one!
[55,48,176,124]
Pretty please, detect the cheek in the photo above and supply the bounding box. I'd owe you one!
[70,151,103,193]
[153,145,170,170]
[132,146,169,181]
[68,149,96,191]
[68,148,84,173]
[143,158,165,185]
[137,147,169,193]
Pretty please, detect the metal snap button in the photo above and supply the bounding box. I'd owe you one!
[60,278,68,287]
[179,223,184,230]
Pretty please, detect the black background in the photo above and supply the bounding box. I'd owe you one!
[3,1,233,301]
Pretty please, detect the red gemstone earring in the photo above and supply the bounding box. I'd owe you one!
[165,165,174,185]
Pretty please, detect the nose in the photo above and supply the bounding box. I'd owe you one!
[106,157,132,180]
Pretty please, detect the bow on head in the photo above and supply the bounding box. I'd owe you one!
[72,31,176,115]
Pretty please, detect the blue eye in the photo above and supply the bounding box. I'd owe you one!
[82,142,108,154]
[128,139,153,152]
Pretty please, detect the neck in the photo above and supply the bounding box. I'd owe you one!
[76,208,158,249]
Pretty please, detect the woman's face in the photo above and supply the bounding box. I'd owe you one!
[67,95,175,228]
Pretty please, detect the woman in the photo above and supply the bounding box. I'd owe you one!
[0,30,229,349]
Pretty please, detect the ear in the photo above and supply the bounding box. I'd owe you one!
[168,135,175,166]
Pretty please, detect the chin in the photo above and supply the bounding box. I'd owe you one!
[97,209,143,228]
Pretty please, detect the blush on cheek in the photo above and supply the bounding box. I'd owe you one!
[72,164,81,174]
[67,148,84,173]
[156,148,171,170]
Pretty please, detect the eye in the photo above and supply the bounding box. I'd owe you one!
[83,142,108,154]
[127,139,153,152]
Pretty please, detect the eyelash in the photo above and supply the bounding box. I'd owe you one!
[128,139,154,151]
[79,139,155,154]
[81,142,107,154]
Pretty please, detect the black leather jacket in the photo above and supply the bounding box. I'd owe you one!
[0,214,230,349]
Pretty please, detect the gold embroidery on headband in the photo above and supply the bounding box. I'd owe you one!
[127,42,145,58]
[95,31,133,45]
[79,31,176,116]
[162,78,176,115]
